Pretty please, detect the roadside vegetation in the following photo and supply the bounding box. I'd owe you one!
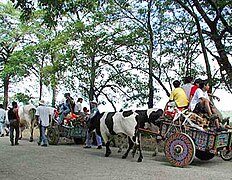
[0,0,231,111]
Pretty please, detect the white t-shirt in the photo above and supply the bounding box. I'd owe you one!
[190,88,209,111]
[182,83,193,100]
[74,102,82,113]
[35,105,51,127]
[0,108,6,123]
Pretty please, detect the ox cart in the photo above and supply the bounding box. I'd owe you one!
[47,111,87,145]
[139,109,232,167]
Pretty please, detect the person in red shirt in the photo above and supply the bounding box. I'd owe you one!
[8,101,20,146]
[188,78,201,110]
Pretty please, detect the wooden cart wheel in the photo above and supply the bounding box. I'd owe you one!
[195,150,214,160]
[220,149,232,161]
[165,132,195,167]
[47,126,60,145]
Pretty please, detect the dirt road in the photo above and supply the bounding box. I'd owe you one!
[0,134,231,180]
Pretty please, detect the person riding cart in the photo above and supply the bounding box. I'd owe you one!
[189,79,227,132]
[57,93,76,125]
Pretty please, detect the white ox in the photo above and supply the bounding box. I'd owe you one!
[18,104,37,142]
[89,108,163,162]
[89,111,141,161]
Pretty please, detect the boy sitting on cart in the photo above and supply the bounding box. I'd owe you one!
[163,80,189,119]
[189,79,227,132]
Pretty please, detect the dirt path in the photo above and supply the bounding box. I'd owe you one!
[0,131,231,180]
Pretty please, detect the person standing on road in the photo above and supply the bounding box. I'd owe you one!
[8,101,20,146]
[84,101,102,149]
[35,100,51,147]
[0,104,6,137]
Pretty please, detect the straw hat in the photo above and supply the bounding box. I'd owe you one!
[39,99,45,105]
[90,101,98,105]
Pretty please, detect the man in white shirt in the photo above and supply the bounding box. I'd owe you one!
[0,104,6,137]
[190,79,223,131]
[182,76,193,101]
[74,98,83,115]
[36,100,51,147]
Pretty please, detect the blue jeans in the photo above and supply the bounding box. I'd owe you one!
[41,126,48,145]
[85,130,102,146]
[58,108,70,124]
[0,122,4,135]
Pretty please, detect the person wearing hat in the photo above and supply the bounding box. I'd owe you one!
[90,101,98,117]
[57,94,72,125]
[84,101,102,149]
[35,100,51,147]
[64,93,75,113]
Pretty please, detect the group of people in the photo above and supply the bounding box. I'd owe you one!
[0,100,51,147]
[0,94,103,149]
[1,79,230,148]
[165,76,230,131]
[56,93,102,149]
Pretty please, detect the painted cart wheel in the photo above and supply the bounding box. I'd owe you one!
[165,133,195,167]
[47,126,60,145]
[220,150,232,161]
[195,150,214,160]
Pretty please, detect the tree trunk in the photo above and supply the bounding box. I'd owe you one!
[39,77,42,101]
[195,18,212,89]
[3,75,10,109]
[192,0,232,85]
[147,0,154,108]
[89,55,96,103]
[52,86,56,107]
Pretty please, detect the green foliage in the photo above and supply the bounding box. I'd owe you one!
[12,92,31,104]
[3,0,231,110]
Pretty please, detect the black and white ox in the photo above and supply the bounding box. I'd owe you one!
[89,108,163,162]
[18,104,37,142]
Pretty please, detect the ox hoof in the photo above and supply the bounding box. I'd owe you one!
[105,153,111,157]
[122,154,127,159]
[137,158,143,162]
[105,150,111,157]
[29,138,33,142]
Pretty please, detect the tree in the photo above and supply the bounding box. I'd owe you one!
[173,0,232,91]
[0,2,28,108]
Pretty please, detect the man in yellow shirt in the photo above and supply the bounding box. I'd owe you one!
[164,80,189,114]
[170,80,189,108]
